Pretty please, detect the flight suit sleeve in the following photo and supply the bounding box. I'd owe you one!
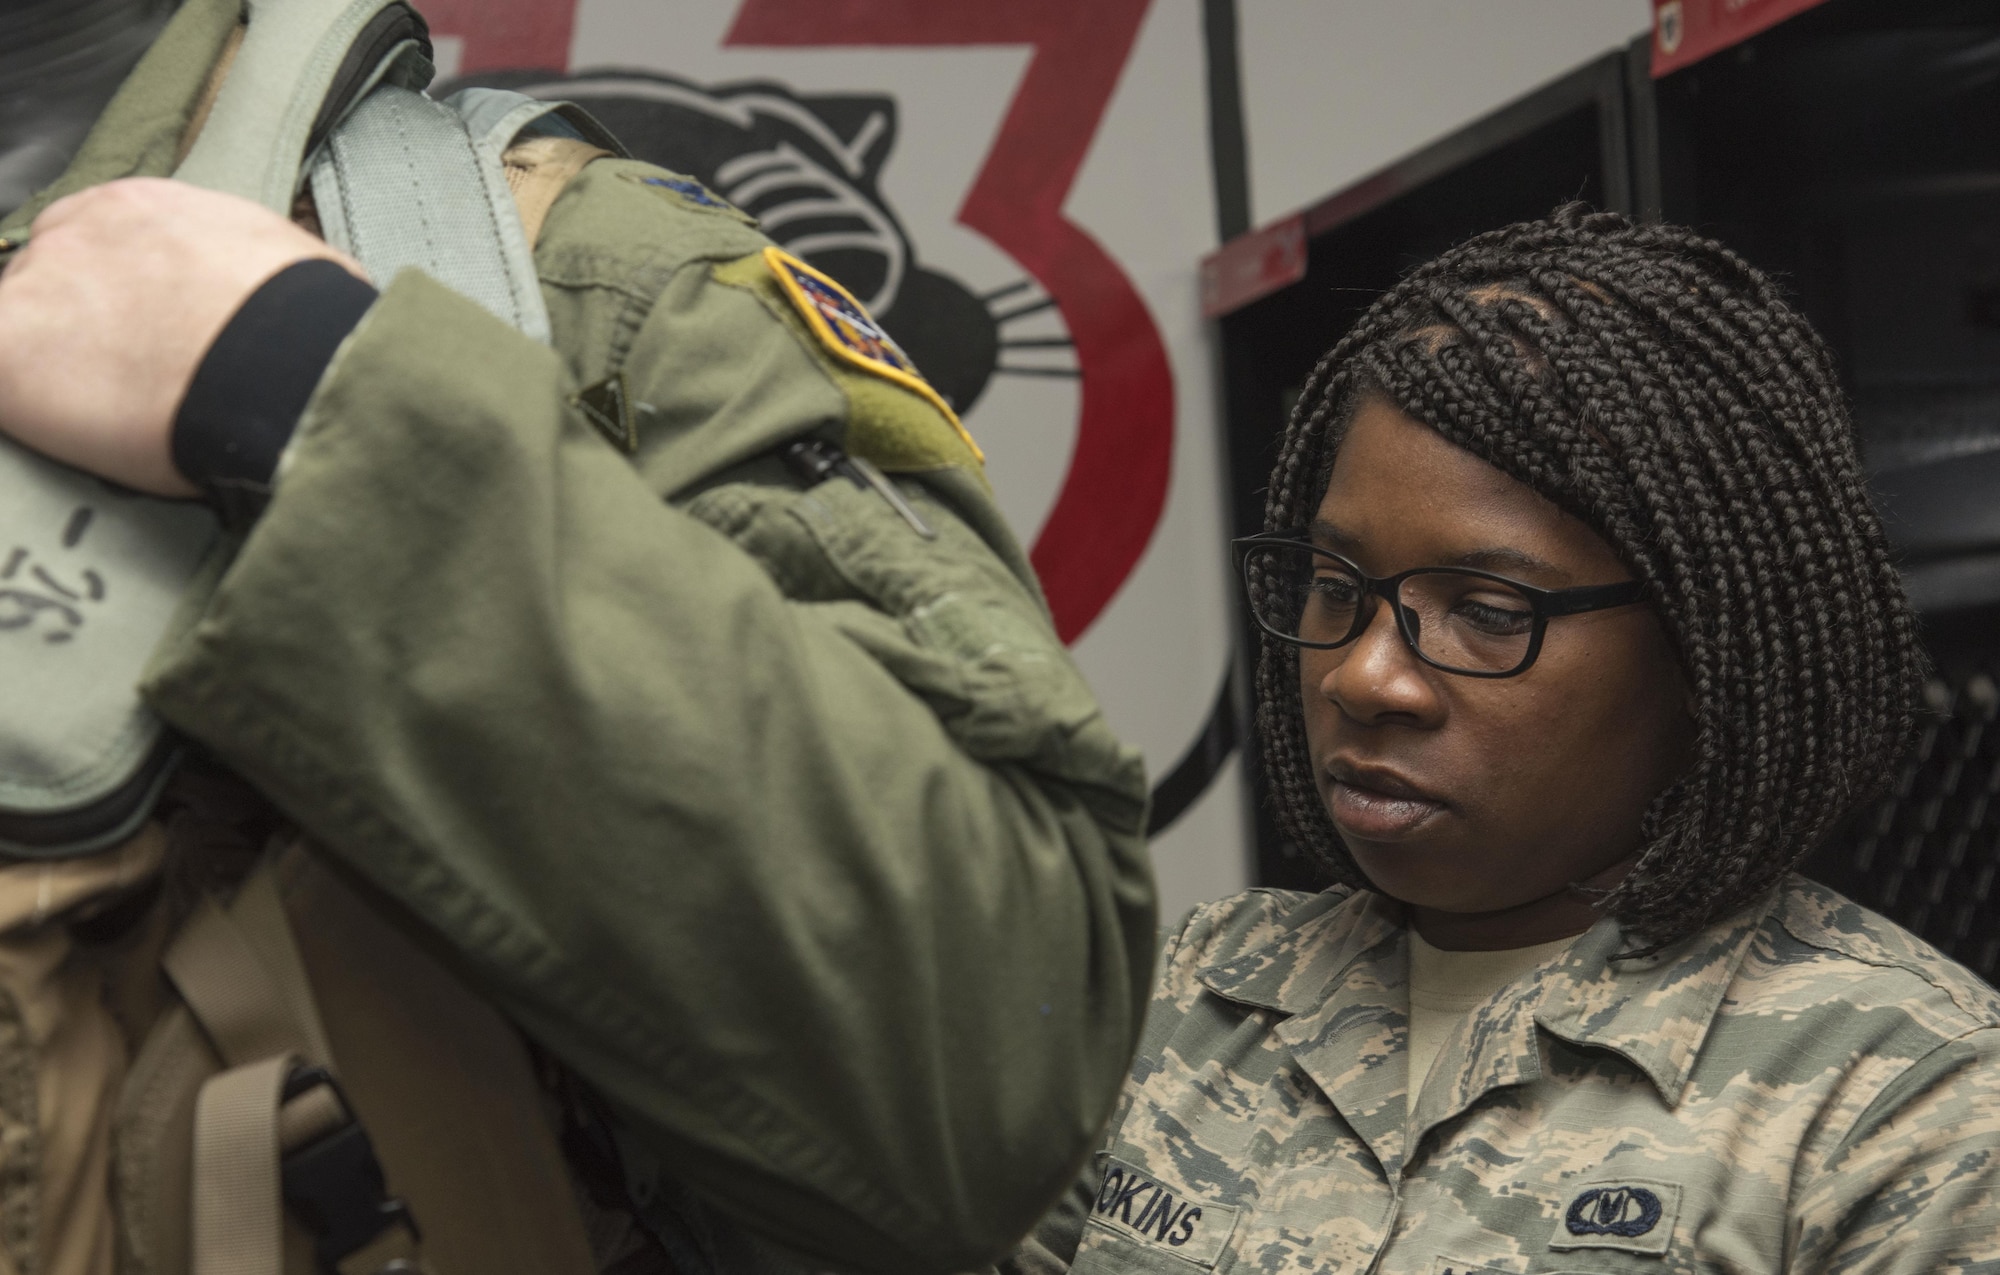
[989,1172,1099,1275]
[1791,1026,2000,1273]
[984,918,1202,1275]
[139,259,1157,1274]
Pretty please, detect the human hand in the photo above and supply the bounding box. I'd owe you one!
[0,178,364,496]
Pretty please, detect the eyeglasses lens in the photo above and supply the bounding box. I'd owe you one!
[1245,543,1346,645]
[1244,544,1537,674]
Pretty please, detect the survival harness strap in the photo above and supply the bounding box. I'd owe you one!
[166,867,424,1275]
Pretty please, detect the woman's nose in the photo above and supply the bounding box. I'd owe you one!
[1315,599,1444,727]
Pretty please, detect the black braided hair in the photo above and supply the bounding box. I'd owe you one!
[1258,204,1925,946]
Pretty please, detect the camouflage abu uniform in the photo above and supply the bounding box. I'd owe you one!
[999,876,2000,1274]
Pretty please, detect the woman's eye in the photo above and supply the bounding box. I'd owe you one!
[1454,597,1534,635]
[1308,575,1361,604]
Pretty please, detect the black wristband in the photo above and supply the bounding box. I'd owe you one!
[172,258,377,525]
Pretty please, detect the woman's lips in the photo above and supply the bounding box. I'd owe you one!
[1325,764,1447,840]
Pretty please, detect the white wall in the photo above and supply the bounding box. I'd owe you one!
[1239,1,1653,227]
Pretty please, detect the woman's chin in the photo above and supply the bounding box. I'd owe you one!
[1342,839,1503,916]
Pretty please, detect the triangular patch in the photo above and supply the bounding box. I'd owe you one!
[575,374,638,453]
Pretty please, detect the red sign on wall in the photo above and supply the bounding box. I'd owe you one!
[1199,215,1305,320]
[1651,0,1835,77]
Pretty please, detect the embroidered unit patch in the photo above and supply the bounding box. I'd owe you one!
[1082,1157,1239,1268]
[761,246,983,461]
[1549,1179,1680,1256]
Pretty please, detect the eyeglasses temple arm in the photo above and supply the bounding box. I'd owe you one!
[1537,578,1650,617]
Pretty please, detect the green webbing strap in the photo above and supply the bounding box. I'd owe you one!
[0,448,223,859]
[174,0,412,212]
[0,0,410,859]
[310,84,555,343]
[1,6,559,860]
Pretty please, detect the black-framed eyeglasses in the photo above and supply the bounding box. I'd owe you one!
[1233,534,1650,678]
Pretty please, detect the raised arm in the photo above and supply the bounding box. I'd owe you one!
[0,172,1158,1273]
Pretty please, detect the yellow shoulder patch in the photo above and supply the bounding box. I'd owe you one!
[761,247,983,461]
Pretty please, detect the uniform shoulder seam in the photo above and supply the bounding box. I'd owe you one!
[1773,924,2000,1025]
[533,158,770,295]
[1769,894,2000,1027]
[1189,886,1329,928]
[1821,1022,2000,1173]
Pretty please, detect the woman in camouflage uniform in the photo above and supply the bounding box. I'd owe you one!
[1001,206,2000,1274]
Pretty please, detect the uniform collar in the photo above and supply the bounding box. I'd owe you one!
[1196,887,1402,1016]
[1197,890,1412,1176]
[1196,886,1778,1176]
[1530,892,1774,1104]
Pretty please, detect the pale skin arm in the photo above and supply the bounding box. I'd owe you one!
[0,177,363,493]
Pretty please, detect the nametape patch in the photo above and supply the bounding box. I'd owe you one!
[1548,1179,1681,1256]
[761,246,982,460]
[1431,1261,1514,1275]
[1084,1156,1239,1268]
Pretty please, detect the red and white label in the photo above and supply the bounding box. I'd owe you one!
[1651,0,1836,77]
[1199,215,1306,320]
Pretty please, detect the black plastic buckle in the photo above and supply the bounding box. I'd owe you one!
[780,436,849,488]
[279,1065,420,1272]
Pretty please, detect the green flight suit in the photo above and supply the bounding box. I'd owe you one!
[998,876,2000,1273]
[0,3,1157,1270]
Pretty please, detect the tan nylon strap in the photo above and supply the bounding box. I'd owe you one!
[277,1080,349,1152]
[191,1053,295,1275]
[163,865,335,1069]
[229,864,338,1065]
[173,859,429,1275]
[195,1056,429,1275]
[164,897,311,1068]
